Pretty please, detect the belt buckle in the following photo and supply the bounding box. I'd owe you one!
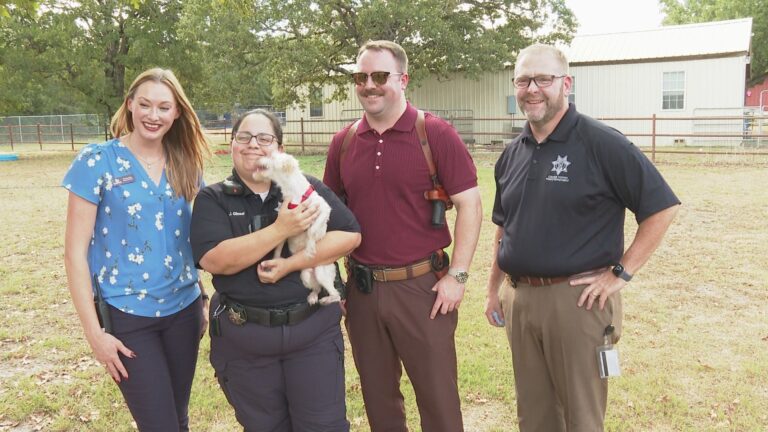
[271,309,288,326]
[227,305,247,326]
[372,270,385,282]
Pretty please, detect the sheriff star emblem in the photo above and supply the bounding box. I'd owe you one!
[551,155,571,176]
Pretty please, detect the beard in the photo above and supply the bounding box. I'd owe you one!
[519,84,566,127]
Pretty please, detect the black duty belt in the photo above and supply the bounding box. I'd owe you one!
[221,296,319,327]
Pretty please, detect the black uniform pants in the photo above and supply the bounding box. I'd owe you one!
[209,293,349,432]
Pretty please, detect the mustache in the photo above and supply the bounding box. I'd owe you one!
[361,89,385,97]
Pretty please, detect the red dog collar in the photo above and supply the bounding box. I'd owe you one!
[287,185,315,209]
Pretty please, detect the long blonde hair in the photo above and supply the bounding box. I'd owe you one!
[110,68,209,201]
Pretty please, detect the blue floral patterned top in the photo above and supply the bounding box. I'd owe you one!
[62,139,200,317]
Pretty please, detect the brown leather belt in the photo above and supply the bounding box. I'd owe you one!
[507,267,610,287]
[369,258,434,282]
[511,275,570,287]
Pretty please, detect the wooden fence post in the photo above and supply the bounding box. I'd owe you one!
[37,124,43,150]
[7,125,13,151]
[70,124,75,151]
[651,114,657,163]
[300,117,305,154]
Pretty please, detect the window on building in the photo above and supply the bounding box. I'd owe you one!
[662,71,685,110]
[568,76,576,105]
[507,96,516,114]
[309,87,323,117]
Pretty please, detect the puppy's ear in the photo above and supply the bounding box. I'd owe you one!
[279,154,298,174]
[287,155,299,173]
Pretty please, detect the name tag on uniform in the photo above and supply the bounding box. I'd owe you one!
[113,175,135,187]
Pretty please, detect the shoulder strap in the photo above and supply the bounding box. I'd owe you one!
[340,120,360,163]
[337,120,360,201]
[416,110,439,188]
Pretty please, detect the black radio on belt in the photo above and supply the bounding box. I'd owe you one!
[352,264,374,294]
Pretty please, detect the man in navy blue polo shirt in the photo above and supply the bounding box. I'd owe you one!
[484,43,680,432]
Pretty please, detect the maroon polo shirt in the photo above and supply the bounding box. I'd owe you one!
[324,103,477,266]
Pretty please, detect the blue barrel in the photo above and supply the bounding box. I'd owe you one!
[0,153,19,161]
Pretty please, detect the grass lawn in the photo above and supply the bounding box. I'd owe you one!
[0,149,766,431]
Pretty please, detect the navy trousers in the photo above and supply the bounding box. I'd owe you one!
[111,298,202,432]
[209,293,349,432]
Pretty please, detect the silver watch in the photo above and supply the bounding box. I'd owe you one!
[448,268,469,284]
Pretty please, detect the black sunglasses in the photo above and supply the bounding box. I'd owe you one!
[351,71,404,86]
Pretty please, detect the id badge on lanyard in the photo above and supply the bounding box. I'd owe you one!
[596,324,621,378]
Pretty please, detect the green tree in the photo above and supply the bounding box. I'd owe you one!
[183,0,576,108]
[0,1,38,19]
[0,0,202,117]
[661,0,767,82]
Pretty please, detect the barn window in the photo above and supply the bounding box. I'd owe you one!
[309,87,323,118]
[662,71,685,110]
[507,96,516,114]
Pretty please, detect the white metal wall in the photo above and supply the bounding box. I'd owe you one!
[570,56,747,146]
[284,85,359,145]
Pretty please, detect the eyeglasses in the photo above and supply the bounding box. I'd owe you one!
[351,71,404,86]
[513,75,566,89]
[234,132,278,147]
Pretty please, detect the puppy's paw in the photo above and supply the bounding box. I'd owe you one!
[319,295,341,305]
[307,292,319,305]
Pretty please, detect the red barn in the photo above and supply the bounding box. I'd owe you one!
[746,74,768,110]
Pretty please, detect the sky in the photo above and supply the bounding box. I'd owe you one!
[565,0,667,35]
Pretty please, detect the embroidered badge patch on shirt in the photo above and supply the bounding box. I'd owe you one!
[546,155,571,183]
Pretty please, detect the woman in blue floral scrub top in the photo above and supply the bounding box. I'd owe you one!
[63,68,209,431]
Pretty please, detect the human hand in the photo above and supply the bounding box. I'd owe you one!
[484,294,506,327]
[430,275,465,319]
[274,200,319,238]
[572,269,626,310]
[86,330,135,383]
[257,258,294,284]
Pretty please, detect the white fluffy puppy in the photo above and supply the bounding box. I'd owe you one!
[259,151,341,305]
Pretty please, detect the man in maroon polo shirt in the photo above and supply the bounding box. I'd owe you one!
[324,40,482,432]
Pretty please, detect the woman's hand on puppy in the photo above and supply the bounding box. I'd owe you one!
[257,258,295,284]
[274,199,319,238]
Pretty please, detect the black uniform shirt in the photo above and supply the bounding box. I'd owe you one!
[492,104,680,277]
[190,170,360,307]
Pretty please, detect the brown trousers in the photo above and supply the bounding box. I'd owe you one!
[500,280,623,432]
[346,271,463,432]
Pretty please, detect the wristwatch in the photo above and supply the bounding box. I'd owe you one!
[448,268,469,284]
[611,263,633,282]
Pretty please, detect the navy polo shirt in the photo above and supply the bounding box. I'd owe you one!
[190,170,360,307]
[492,104,680,277]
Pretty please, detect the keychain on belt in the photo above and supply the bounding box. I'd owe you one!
[210,303,226,337]
[596,324,621,378]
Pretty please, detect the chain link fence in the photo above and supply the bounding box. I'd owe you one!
[0,114,105,149]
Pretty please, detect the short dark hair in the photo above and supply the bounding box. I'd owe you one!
[231,109,283,145]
